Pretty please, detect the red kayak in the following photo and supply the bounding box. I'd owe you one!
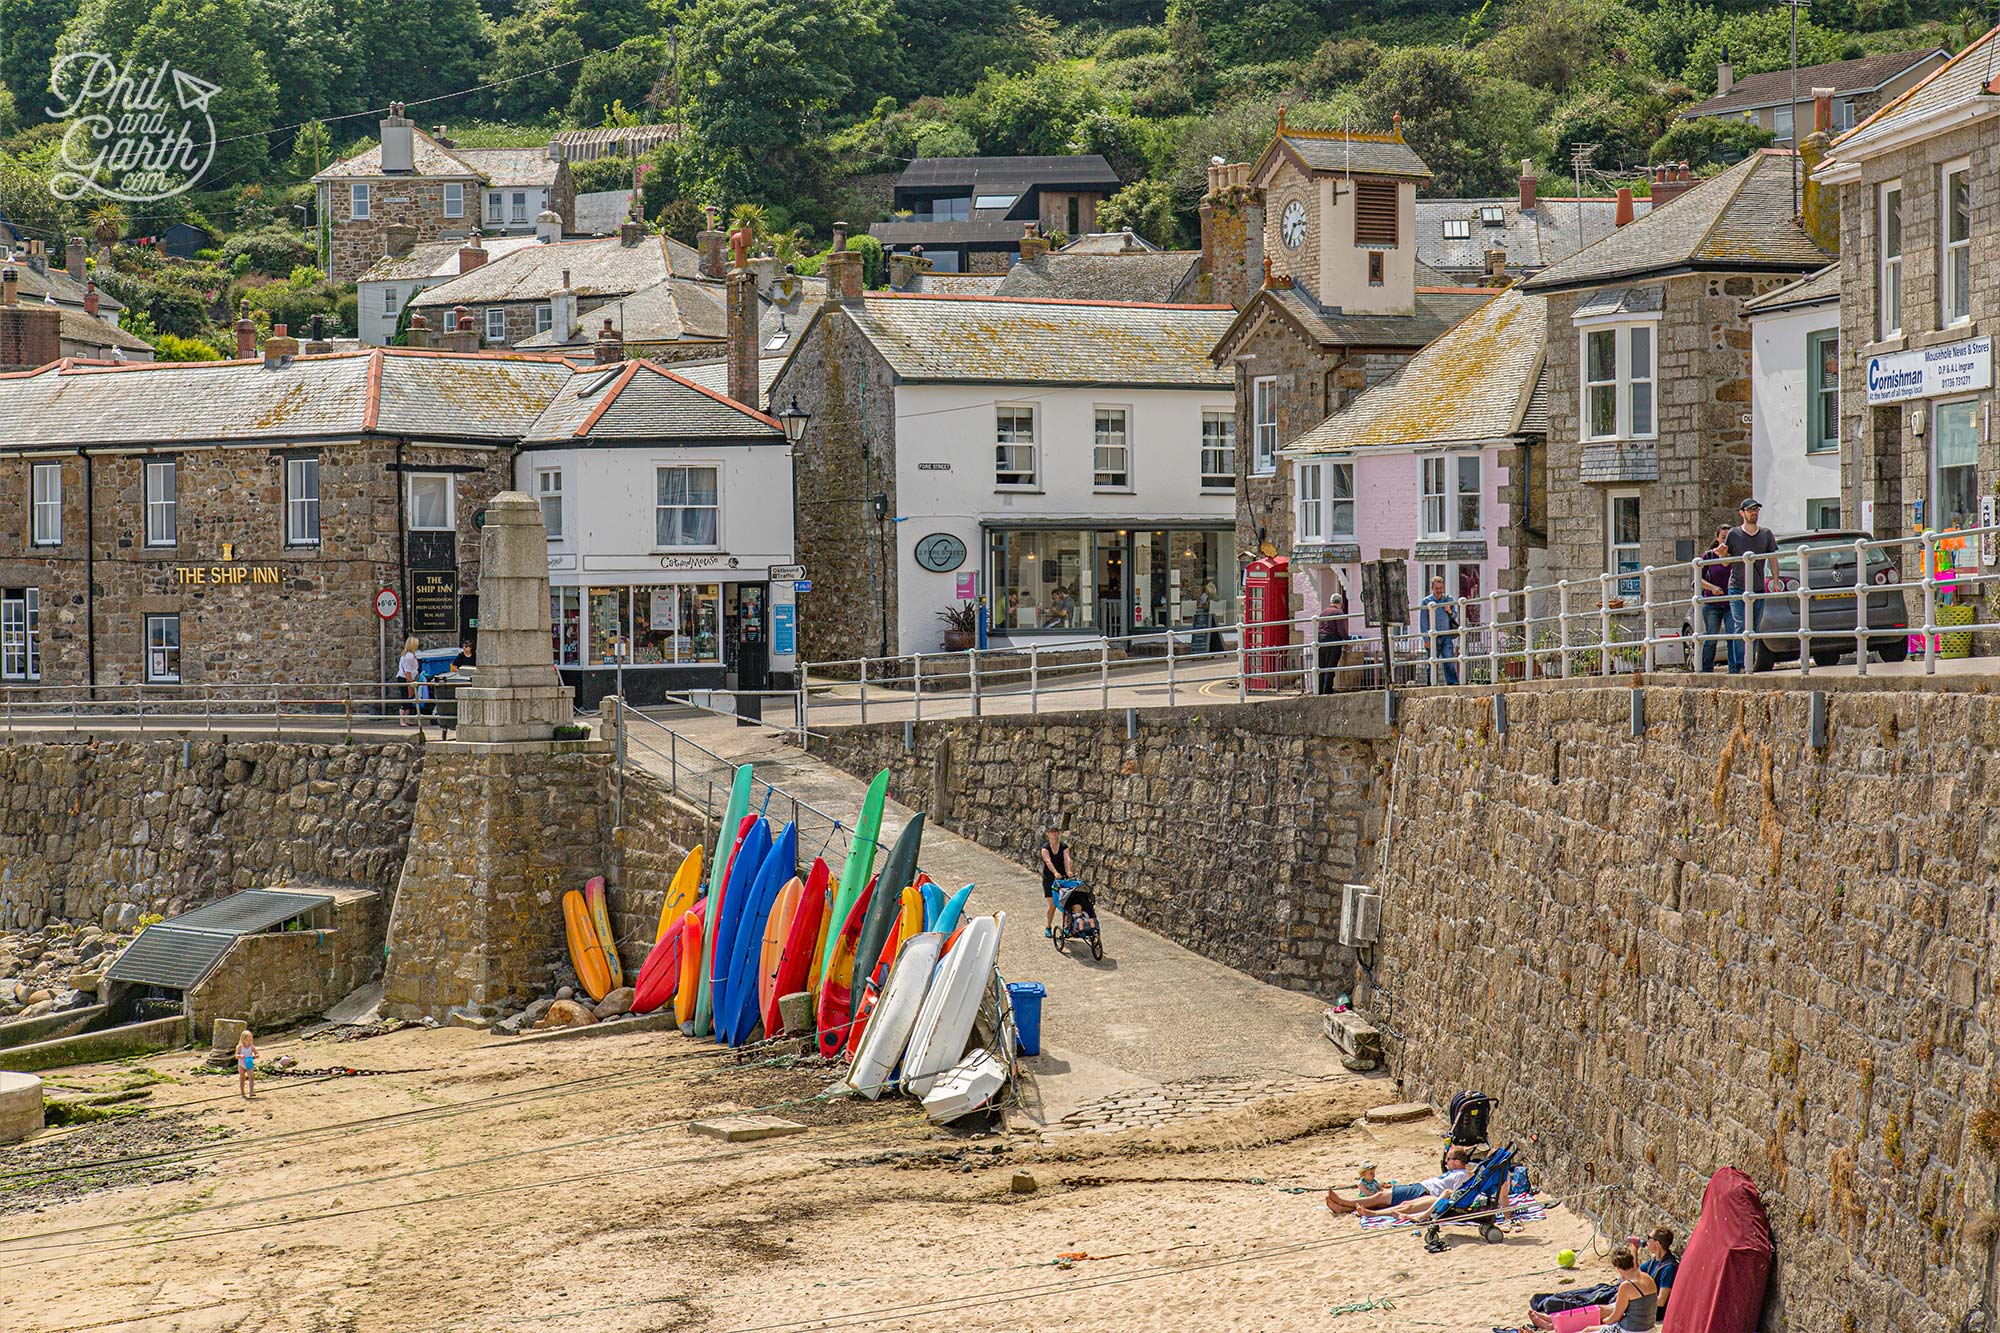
[630,923,681,1015]
[815,880,874,1059]
[765,858,829,1037]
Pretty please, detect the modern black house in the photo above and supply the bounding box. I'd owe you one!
[869,155,1122,273]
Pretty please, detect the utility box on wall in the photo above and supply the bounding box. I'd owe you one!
[1339,882,1381,946]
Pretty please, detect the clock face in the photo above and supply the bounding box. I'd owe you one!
[1281,199,1307,250]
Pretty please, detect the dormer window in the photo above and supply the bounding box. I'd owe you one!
[1354,180,1397,246]
[1479,205,1505,226]
[1442,218,1471,240]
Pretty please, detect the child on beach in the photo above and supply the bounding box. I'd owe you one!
[236,1029,258,1099]
[1357,1163,1381,1195]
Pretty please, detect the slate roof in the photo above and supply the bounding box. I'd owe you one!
[1520,151,1828,291]
[904,272,1007,295]
[1285,287,1547,455]
[455,147,558,189]
[993,251,1201,303]
[1742,262,1841,314]
[550,125,682,158]
[374,353,575,439]
[1266,129,1431,180]
[1061,231,1160,254]
[514,275,820,353]
[895,155,1119,193]
[521,360,780,445]
[573,190,636,235]
[1520,365,1550,435]
[1416,197,1655,277]
[410,235,673,308]
[1,260,125,311]
[313,127,483,181]
[869,219,1039,245]
[831,293,1236,387]
[58,309,152,354]
[1827,26,2000,158]
[1682,48,1947,118]
[1231,285,1496,355]
[356,235,543,285]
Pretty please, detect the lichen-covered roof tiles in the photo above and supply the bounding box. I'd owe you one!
[411,235,673,307]
[840,293,1236,387]
[522,361,779,444]
[312,127,483,181]
[1285,286,1547,455]
[1266,129,1431,180]
[1521,151,1827,291]
[993,251,1201,303]
[1826,25,2000,158]
[1742,263,1841,314]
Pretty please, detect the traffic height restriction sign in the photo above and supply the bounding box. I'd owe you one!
[374,588,400,621]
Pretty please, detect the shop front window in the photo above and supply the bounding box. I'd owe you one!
[581,584,722,665]
[989,530,1092,631]
[551,587,580,666]
[1933,400,1978,530]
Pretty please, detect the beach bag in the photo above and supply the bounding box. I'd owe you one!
[1553,1303,1604,1333]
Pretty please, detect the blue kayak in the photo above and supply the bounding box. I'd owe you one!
[721,822,797,1047]
[707,818,770,1044]
[934,883,974,935]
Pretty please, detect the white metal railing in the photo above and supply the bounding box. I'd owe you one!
[796,525,1998,718]
[0,680,463,738]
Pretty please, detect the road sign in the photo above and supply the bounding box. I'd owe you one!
[374,587,400,621]
[770,563,806,581]
[794,579,813,592]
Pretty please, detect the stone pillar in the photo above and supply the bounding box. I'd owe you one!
[453,491,574,743]
[725,267,759,407]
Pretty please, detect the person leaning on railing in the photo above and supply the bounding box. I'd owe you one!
[1695,526,1732,674]
[1418,576,1461,686]
[1724,499,1777,675]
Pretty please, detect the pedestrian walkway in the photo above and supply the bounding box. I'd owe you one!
[619,712,1367,1126]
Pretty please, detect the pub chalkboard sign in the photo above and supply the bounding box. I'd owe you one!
[410,570,458,634]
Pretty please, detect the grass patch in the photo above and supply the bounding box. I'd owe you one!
[43,1100,139,1128]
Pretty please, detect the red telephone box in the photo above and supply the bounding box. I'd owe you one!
[1242,555,1292,692]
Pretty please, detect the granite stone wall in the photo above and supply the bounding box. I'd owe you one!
[0,739,420,931]
[806,695,1394,1000]
[1371,683,2000,1333]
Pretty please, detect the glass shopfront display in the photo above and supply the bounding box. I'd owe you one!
[561,583,725,667]
[988,527,1236,635]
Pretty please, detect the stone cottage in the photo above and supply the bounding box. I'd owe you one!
[1518,150,1828,592]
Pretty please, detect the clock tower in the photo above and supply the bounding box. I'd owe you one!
[1249,112,1429,318]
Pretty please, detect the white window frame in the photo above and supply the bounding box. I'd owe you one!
[1879,180,1903,340]
[1454,453,1482,536]
[1,588,39,681]
[1941,159,1972,327]
[1420,456,1448,538]
[536,304,553,334]
[1932,397,1979,530]
[350,183,369,219]
[1328,461,1355,538]
[487,192,503,223]
[285,455,321,547]
[443,181,463,218]
[1576,315,1660,442]
[1092,407,1131,490]
[995,404,1038,489]
[485,307,507,343]
[1773,103,1794,144]
[144,459,177,547]
[1251,376,1277,475]
[1200,410,1236,491]
[1297,461,1324,541]
[31,461,60,547]
[1607,489,1641,596]
[382,284,399,315]
[1442,218,1470,240]
[537,467,563,540]
[144,612,180,683]
[511,191,528,224]
[407,473,454,531]
[655,464,720,549]
[1479,205,1504,226]
[1806,328,1839,454]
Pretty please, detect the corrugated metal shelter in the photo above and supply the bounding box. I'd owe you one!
[104,890,333,991]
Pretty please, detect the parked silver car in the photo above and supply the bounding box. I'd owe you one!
[1685,530,1912,671]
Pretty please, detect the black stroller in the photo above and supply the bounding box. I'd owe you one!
[1050,878,1103,960]
[1442,1090,1494,1168]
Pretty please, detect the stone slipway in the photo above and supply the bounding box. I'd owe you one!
[622,715,1370,1123]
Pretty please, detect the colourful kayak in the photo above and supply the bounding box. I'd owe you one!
[655,846,704,943]
[807,870,837,1008]
[709,818,772,1044]
[563,889,614,1003]
[630,924,681,1015]
[584,877,623,991]
[721,822,796,1047]
[847,916,904,1057]
[898,884,925,943]
[759,877,804,1028]
[672,901,706,1022]
[935,883,974,936]
[694,767,755,1038]
[816,880,874,1058]
[853,814,923,1003]
[767,859,829,1036]
[920,879,945,930]
[823,771,890,992]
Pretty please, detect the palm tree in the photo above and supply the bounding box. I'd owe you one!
[88,204,127,248]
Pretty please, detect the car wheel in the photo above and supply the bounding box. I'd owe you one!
[1752,642,1779,673]
[1809,647,1846,667]
[1876,639,1910,663]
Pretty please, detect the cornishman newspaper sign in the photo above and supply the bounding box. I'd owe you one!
[1866,336,1993,406]
[47,54,220,202]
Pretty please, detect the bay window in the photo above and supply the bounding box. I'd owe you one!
[1579,321,1659,441]
[1942,162,1971,326]
[1879,182,1903,339]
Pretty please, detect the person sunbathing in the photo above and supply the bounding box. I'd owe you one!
[1324,1147,1473,1215]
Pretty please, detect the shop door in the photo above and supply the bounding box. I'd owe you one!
[736,584,770,692]
[1093,532,1128,636]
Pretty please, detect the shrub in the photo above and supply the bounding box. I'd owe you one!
[221,225,316,279]
[1096,25,1166,59]
[1647,116,1773,169]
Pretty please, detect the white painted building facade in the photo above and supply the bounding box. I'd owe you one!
[1746,267,1844,534]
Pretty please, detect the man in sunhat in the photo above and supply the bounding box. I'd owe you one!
[1725,498,1777,674]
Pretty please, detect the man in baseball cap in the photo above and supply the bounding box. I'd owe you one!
[1724,498,1776,672]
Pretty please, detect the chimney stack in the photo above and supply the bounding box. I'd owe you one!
[1481,248,1510,287]
[1198,160,1260,309]
[889,250,929,291]
[0,268,60,370]
[380,102,415,174]
[1614,186,1635,227]
[1798,86,1841,252]
[406,312,435,349]
[457,231,488,273]
[432,124,453,149]
[1649,163,1696,210]
[698,211,727,279]
[25,241,46,277]
[536,209,562,245]
[304,313,333,354]
[1812,86,1834,135]
[550,268,577,343]
[593,316,624,365]
[1018,221,1049,265]
[726,265,760,407]
[65,237,85,281]
[619,218,643,247]
[234,302,257,358]
[1716,46,1734,95]
[384,223,419,259]
[1518,159,1537,212]
[263,323,301,366]
[83,281,100,316]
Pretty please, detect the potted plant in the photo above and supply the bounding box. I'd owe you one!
[937,601,979,652]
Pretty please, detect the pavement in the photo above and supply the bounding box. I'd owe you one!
[620,711,1370,1128]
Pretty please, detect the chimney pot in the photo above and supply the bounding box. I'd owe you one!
[593,316,624,365]
[1519,160,1538,212]
[263,324,301,366]
[1615,187,1635,227]
[831,221,849,252]
[1812,86,1835,134]
[1717,47,1734,95]
[1019,220,1049,264]
[234,303,257,358]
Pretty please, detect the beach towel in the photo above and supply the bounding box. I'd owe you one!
[1355,1198,1548,1230]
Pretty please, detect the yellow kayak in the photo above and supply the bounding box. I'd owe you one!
[656,846,705,943]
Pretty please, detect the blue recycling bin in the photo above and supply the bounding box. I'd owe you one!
[1007,981,1046,1056]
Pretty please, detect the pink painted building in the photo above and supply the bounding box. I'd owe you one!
[1282,286,1549,631]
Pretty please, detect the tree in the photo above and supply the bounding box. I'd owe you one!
[1479,0,1635,98]
[286,120,332,181]
[248,0,347,130]
[127,0,279,187]
[1097,177,1183,248]
[1359,46,1544,198]
[957,65,1104,158]
[566,36,669,125]
[345,0,492,112]
[884,0,1047,100]
[678,0,886,200]
[0,0,67,106]
[488,0,666,121]
[1681,12,1849,94]
[1647,115,1773,169]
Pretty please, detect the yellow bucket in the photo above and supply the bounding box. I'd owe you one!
[1939,602,1975,659]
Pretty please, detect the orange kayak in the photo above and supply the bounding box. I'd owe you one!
[758,876,804,1029]
[655,846,704,943]
[585,877,622,990]
[672,900,707,1022]
[816,880,874,1058]
[563,889,614,1003]
[846,918,903,1056]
